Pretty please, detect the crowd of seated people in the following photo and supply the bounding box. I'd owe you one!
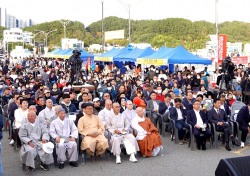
[1,56,250,173]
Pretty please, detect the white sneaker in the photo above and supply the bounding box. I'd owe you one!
[9,139,14,145]
[129,153,137,163]
[116,155,121,164]
[240,141,245,148]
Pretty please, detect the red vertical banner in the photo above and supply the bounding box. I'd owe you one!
[87,57,91,71]
[218,34,227,64]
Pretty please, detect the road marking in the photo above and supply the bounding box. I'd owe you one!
[232,146,250,156]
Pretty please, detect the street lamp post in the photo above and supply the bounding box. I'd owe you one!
[101,1,105,52]
[118,0,131,43]
[60,20,70,38]
[33,30,44,47]
[44,29,57,47]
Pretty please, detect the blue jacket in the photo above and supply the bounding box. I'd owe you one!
[61,103,77,113]
[158,102,173,115]
[0,114,3,140]
[120,66,127,75]
[182,97,195,111]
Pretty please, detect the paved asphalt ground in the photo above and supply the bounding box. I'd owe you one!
[2,131,250,176]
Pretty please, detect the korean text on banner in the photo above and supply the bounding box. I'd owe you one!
[218,34,227,64]
[231,56,248,65]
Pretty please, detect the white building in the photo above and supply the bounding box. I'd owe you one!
[23,31,33,43]
[0,7,7,27]
[89,44,102,53]
[6,15,16,28]
[2,28,33,51]
[17,19,27,29]
[3,28,23,43]
[61,38,84,50]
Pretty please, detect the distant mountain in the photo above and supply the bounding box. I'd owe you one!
[23,20,99,47]
[22,17,250,50]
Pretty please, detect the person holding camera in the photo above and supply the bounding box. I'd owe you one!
[187,100,212,150]
[68,50,82,84]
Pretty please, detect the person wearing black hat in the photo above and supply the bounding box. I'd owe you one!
[24,89,36,106]
[60,93,77,113]
[44,89,56,105]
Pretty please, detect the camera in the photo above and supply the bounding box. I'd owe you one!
[222,57,235,79]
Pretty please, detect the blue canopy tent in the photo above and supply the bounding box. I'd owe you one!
[58,49,73,58]
[46,48,60,57]
[113,47,155,62]
[166,46,212,65]
[61,49,73,59]
[79,49,94,61]
[112,46,135,67]
[94,48,120,62]
[137,46,174,65]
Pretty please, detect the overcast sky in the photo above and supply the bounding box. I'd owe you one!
[2,0,250,26]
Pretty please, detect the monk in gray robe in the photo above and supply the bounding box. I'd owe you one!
[19,112,54,172]
[107,103,139,164]
[78,103,109,161]
[121,100,137,133]
[38,99,56,129]
[49,107,79,169]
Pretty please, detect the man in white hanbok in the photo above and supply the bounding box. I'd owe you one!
[107,103,139,164]
[19,112,54,172]
[49,108,78,169]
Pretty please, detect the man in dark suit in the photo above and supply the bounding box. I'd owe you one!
[170,98,189,144]
[219,95,230,116]
[187,100,212,150]
[208,98,236,151]
[159,94,173,122]
[182,92,195,111]
[146,92,160,126]
[142,84,151,101]
[236,104,250,147]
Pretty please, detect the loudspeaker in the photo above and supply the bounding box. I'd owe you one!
[215,156,250,176]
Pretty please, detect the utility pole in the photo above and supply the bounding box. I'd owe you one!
[128,4,131,43]
[60,20,70,38]
[215,0,219,69]
[101,1,105,52]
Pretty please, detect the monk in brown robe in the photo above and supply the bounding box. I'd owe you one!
[78,103,109,160]
[131,107,162,157]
